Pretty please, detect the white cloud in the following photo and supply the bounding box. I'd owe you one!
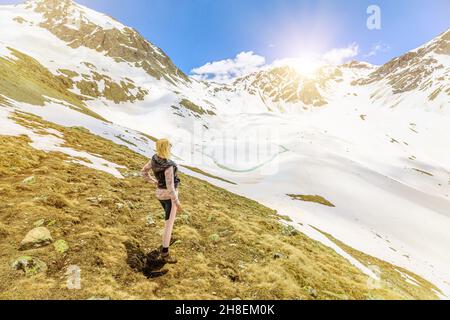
[191,44,360,82]
[191,51,266,83]
[365,42,390,57]
[322,43,359,64]
[271,44,360,74]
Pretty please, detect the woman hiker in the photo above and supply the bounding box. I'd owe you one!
[141,138,182,264]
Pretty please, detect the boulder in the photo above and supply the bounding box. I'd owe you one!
[280,224,299,237]
[20,227,53,250]
[11,256,47,276]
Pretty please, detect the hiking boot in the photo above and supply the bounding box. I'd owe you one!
[161,252,178,264]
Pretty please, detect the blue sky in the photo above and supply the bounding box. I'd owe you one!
[2,0,449,76]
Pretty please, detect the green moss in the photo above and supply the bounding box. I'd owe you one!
[22,176,36,185]
[54,239,69,254]
[11,256,47,276]
[47,220,57,227]
[208,233,221,243]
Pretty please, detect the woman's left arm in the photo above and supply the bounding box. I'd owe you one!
[165,166,181,207]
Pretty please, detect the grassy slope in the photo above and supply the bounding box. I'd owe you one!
[0,48,106,122]
[314,228,441,300]
[0,112,441,300]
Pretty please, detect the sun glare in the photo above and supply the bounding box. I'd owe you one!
[273,54,324,76]
[289,55,323,75]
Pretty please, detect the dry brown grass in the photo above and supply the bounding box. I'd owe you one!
[412,168,434,177]
[287,194,336,207]
[0,113,441,300]
[180,99,216,117]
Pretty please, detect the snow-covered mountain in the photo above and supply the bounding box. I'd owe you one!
[30,0,188,83]
[1,0,449,298]
[205,30,449,114]
[204,61,377,113]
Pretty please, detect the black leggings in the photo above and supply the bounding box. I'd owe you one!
[159,200,173,221]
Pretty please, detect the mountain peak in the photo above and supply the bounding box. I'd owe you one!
[434,28,450,54]
[438,28,450,39]
[19,0,189,83]
[24,0,75,10]
[341,60,378,70]
[25,0,127,32]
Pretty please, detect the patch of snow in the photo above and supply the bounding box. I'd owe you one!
[97,79,105,93]
[73,3,127,31]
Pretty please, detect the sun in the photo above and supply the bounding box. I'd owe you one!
[273,54,324,76]
[289,55,323,76]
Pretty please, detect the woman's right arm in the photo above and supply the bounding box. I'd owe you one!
[141,161,157,184]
